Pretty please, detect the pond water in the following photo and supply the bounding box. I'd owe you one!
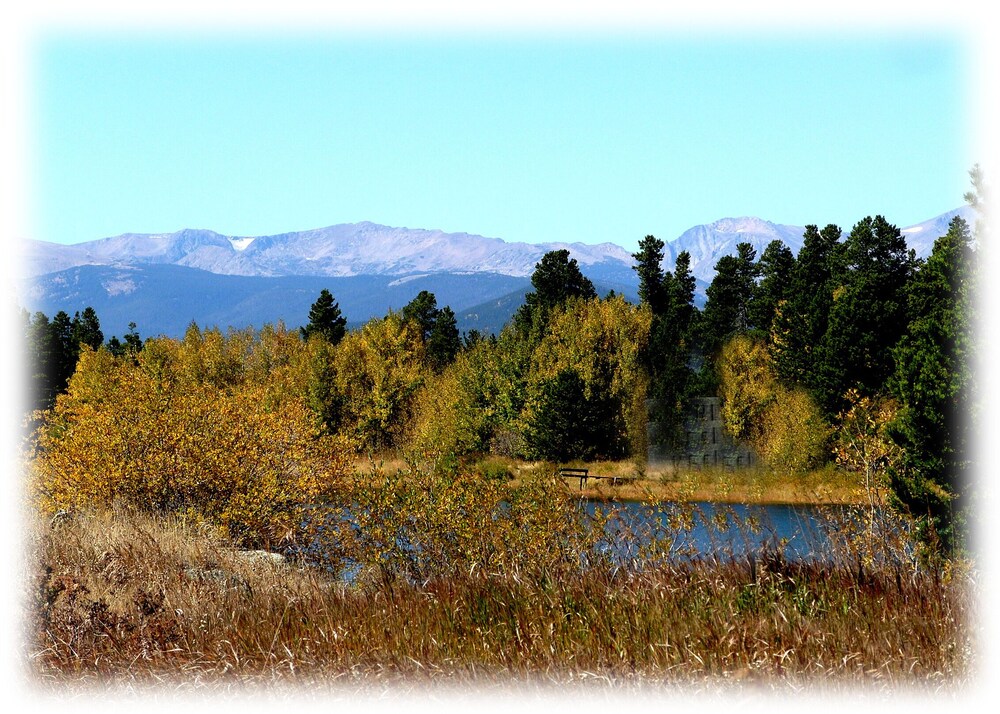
[580,499,861,563]
[305,496,896,583]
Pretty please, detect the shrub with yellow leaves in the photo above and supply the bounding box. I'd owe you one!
[329,312,429,453]
[342,461,601,584]
[31,342,351,551]
[718,335,830,471]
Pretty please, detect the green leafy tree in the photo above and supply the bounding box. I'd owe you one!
[415,325,534,458]
[331,312,429,452]
[718,334,829,471]
[301,288,347,345]
[888,215,975,556]
[529,295,652,458]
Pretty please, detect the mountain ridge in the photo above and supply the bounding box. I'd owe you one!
[23,207,972,287]
[19,206,975,340]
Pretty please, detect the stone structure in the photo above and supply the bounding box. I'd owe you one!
[647,396,757,469]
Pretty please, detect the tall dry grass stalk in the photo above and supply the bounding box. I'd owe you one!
[23,502,977,697]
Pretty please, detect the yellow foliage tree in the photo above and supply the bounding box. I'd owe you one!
[406,332,536,459]
[835,391,901,516]
[528,295,652,458]
[833,389,908,566]
[759,387,831,470]
[32,343,351,550]
[718,335,830,471]
[330,312,429,453]
[717,335,774,445]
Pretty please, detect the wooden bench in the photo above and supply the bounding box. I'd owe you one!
[558,468,637,490]
[558,468,590,489]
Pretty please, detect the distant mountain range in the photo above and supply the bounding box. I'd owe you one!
[22,222,638,285]
[17,207,975,341]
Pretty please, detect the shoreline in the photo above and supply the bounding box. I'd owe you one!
[522,460,875,507]
[561,474,871,506]
[357,456,878,507]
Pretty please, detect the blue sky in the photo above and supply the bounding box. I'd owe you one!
[28,27,973,253]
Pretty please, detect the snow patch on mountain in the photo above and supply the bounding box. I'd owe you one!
[663,217,807,283]
[229,237,255,251]
[899,206,976,257]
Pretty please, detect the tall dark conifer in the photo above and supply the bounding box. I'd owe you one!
[771,224,842,390]
[632,241,698,448]
[301,289,347,345]
[633,235,669,315]
[525,368,625,462]
[402,290,461,371]
[513,249,596,337]
[814,216,914,416]
[700,242,759,356]
[888,215,975,556]
[751,239,795,338]
[401,290,439,342]
[428,305,461,372]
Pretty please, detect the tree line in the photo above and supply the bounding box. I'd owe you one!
[631,170,980,557]
[23,168,982,557]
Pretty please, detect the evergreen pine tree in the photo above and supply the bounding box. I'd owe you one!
[700,242,758,355]
[751,239,795,338]
[771,224,842,390]
[513,249,596,336]
[50,310,78,388]
[72,307,104,351]
[814,216,914,416]
[428,305,461,371]
[401,290,439,342]
[26,311,58,410]
[888,215,975,556]
[631,241,699,449]
[632,235,669,315]
[525,368,624,462]
[301,289,347,345]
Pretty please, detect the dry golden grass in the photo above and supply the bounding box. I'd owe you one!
[356,453,868,506]
[24,504,976,696]
[468,457,868,505]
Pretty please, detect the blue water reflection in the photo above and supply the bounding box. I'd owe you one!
[582,499,855,564]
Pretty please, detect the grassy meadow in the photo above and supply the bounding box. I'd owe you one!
[23,459,976,697]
